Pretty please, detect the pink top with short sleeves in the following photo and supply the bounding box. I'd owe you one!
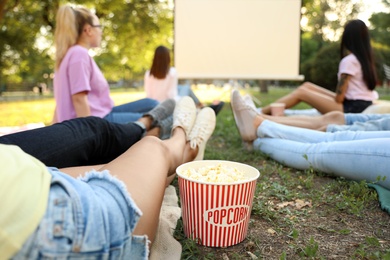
[337,53,378,101]
[144,67,178,102]
[54,45,114,123]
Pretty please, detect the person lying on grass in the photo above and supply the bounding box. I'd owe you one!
[1,97,216,259]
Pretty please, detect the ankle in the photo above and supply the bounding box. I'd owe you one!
[253,115,263,129]
[138,116,153,130]
[183,143,198,162]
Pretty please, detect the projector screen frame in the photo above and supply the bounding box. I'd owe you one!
[173,0,304,81]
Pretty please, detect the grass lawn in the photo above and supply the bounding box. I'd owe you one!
[1,86,390,259]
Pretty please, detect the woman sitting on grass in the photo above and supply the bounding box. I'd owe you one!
[144,45,225,115]
[261,19,378,115]
[53,5,158,124]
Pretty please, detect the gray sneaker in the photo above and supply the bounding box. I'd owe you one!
[158,115,173,140]
[144,99,176,127]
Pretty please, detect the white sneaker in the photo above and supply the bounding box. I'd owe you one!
[243,94,257,110]
[230,90,258,143]
[188,107,216,160]
[172,96,197,138]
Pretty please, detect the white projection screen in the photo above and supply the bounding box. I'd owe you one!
[174,0,303,80]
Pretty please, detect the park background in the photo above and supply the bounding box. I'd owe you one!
[1,0,390,99]
[1,0,390,259]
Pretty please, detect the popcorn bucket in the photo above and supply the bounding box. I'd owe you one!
[176,160,260,247]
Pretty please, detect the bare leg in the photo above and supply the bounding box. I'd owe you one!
[60,165,105,178]
[99,127,196,242]
[261,82,343,114]
[302,82,337,98]
[261,111,346,131]
[60,127,197,244]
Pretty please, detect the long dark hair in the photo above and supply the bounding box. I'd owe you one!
[149,45,171,79]
[340,19,377,90]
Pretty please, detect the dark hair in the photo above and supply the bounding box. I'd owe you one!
[340,19,377,90]
[149,45,171,79]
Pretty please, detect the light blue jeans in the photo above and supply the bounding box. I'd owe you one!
[327,113,390,132]
[253,120,390,189]
[177,84,201,105]
[12,168,148,259]
[104,98,159,123]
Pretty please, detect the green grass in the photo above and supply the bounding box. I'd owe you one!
[1,86,390,258]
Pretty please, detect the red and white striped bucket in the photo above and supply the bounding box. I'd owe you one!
[176,160,260,247]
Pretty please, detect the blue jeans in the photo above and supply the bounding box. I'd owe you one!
[104,98,159,123]
[0,117,143,168]
[327,113,390,132]
[253,120,390,189]
[177,84,201,105]
[12,168,148,259]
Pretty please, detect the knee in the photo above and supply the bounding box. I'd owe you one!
[140,136,170,158]
[323,111,344,124]
[297,82,312,91]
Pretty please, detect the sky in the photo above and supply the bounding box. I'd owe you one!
[357,0,389,25]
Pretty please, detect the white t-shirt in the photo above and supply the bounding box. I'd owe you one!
[337,53,378,101]
[144,67,178,102]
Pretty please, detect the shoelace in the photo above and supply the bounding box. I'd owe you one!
[189,125,209,149]
[235,101,255,112]
[174,113,193,134]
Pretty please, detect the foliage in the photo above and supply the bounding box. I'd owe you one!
[301,0,362,43]
[0,0,173,85]
[372,43,390,85]
[310,42,340,90]
[1,0,390,90]
[0,0,57,83]
[369,0,390,47]
[94,0,173,80]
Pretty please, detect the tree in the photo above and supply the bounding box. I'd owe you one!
[0,0,173,86]
[369,12,390,48]
[94,0,173,81]
[298,0,362,85]
[301,0,361,43]
[0,0,59,84]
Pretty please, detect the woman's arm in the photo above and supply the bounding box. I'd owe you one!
[335,73,351,103]
[72,91,91,117]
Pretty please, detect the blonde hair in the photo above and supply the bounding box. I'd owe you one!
[54,5,95,70]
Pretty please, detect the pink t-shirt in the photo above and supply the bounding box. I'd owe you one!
[144,67,178,102]
[54,45,114,122]
[337,53,378,101]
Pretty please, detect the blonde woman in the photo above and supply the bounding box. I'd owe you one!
[53,5,159,124]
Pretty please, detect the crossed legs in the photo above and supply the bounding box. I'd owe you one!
[61,127,197,244]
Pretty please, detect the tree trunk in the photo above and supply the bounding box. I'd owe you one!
[258,80,268,93]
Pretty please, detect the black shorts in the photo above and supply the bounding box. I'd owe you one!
[343,99,373,113]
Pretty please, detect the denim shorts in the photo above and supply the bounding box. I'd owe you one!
[12,168,149,259]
